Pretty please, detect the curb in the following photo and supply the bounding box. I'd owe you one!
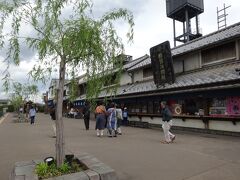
[10,153,118,180]
[0,113,9,125]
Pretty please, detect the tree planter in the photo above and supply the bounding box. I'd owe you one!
[9,153,118,180]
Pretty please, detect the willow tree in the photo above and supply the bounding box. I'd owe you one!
[10,82,38,112]
[0,0,134,166]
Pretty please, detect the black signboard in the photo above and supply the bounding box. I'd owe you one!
[150,41,175,87]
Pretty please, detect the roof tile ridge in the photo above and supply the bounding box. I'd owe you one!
[172,22,240,51]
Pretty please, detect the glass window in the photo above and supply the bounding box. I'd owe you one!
[142,103,147,113]
[153,101,160,114]
[148,101,153,114]
[184,99,198,115]
[135,103,141,113]
[79,84,86,95]
[209,98,227,115]
[128,104,135,113]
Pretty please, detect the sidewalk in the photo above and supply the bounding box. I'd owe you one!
[0,113,240,180]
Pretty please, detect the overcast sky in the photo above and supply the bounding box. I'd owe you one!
[0,0,240,103]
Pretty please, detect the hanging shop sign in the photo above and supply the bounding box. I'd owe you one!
[150,41,175,87]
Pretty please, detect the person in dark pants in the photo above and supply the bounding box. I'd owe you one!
[82,102,90,130]
[161,101,176,143]
[95,102,107,137]
[122,107,128,126]
[29,105,36,124]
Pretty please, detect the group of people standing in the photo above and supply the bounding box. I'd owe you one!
[48,100,175,143]
[82,101,175,143]
[95,102,127,137]
[19,105,37,125]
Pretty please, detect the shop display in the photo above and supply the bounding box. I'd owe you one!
[209,98,226,116]
[173,104,182,115]
[227,97,240,115]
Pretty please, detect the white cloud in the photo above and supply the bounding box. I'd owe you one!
[0,59,48,103]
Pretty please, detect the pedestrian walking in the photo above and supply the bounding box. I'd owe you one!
[29,105,36,124]
[122,107,128,126]
[82,101,90,130]
[19,107,23,114]
[95,102,107,137]
[107,103,118,137]
[116,105,123,135]
[161,101,176,143]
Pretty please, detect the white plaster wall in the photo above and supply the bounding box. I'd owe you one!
[209,121,240,132]
[131,116,204,129]
[129,116,205,129]
[129,116,240,132]
[183,52,201,71]
[173,118,205,129]
[141,117,153,123]
[173,60,184,74]
[133,69,143,83]
[129,116,141,121]
[120,71,132,85]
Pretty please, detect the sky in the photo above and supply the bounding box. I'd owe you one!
[0,0,240,103]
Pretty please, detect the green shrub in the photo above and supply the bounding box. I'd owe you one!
[37,106,45,113]
[35,163,49,179]
[35,162,74,179]
[7,105,14,112]
[58,163,71,174]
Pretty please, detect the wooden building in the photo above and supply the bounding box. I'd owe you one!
[50,22,240,135]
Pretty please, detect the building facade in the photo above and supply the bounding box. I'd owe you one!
[50,22,240,135]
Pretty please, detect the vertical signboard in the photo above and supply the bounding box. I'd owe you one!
[150,41,175,87]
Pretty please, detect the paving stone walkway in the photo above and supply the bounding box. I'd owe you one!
[0,113,240,180]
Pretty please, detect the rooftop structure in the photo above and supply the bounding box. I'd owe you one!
[166,0,204,46]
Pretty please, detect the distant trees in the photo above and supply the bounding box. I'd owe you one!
[9,82,38,112]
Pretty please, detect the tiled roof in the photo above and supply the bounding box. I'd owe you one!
[74,55,148,87]
[127,56,151,71]
[123,54,149,70]
[99,62,240,97]
[172,22,240,56]
[128,22,240,71]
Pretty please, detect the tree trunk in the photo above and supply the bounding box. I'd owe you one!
[56,57,66,167]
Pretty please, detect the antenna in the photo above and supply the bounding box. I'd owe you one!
[217,3,231,30]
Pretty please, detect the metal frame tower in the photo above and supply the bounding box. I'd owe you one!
[166,0,204,47]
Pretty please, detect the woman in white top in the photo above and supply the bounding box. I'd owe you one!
[29,105,36,124]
